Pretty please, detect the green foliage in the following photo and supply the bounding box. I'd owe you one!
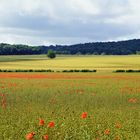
[126,69,140,73]
[62,69,97,72]
[0,69,54,72]
[0,39,140,55]
[114,69,140,73]
[47,50,56,59]
[0,69,97,73]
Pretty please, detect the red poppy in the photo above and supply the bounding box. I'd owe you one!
[1,94,5,97]
[43,134,49,140]
[48,121,55,128]
[26,132,35,140]
[115,123,121,129]
[128,98,137,103]
[81,112,88,119]
[39,119,45,126]
[104,129,110,135]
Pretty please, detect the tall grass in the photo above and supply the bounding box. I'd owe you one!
[0,73,140,139]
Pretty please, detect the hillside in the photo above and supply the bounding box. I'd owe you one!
[0,39,140,55]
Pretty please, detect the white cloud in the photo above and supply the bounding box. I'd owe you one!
[0,0,140,45]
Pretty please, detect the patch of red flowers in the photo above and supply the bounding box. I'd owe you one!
[115,123,122,129]
[128,98,137,103]
[1,93,6,108]
[48,121,55,128]
[104,129,110,135]
[43,134,49,140]
[1,94,5,97]
[81,112,88,119]
[39,119,45,126]
[26,132,35,140]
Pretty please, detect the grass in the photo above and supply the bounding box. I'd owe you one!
[0,72,140,139]
[0,55,140,140]
[0,55,140,71]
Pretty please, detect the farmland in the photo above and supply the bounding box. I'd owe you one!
[0,55,140,71]
[0,55,140,140]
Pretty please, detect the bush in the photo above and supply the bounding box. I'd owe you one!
[113,69,140,73]
[62,69,96,73]
[0,69,54,72]
[113,70,125,73]
[126,70,134,73]
[47,50,56,59]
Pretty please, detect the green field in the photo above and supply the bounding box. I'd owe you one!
[0,73,140,140]
[0,55,140,71]
[0,55,140,140]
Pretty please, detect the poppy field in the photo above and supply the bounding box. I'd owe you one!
[0,72,140,140]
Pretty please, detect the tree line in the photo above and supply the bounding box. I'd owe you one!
[0,39,140,55]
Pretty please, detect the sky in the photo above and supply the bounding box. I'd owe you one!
[0,0,140,45]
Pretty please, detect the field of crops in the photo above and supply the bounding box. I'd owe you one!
[0,55,140,140]
[0,72,140,140]
[0,55,140,71]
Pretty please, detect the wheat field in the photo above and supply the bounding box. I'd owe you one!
[0,55,140,71]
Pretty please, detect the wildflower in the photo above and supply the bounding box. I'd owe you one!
[39,119,45,126]
[1,94,5,97]
[48,121,55,128]
[104,129,110,135]
[81,112,88,119]
[115,123,121,129]
[26,132,35,140]
[133,98,137,103]
[43,134,49,140]
[128,98,137,103]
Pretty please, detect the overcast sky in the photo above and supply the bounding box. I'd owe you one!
[0,0,140,45]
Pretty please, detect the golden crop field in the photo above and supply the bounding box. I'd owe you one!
[0,55,140,71]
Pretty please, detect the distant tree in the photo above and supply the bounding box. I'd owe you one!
[47,50,56,59]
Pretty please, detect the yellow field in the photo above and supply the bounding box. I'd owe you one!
[0,55,140,71]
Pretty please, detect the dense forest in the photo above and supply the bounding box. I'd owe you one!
[0,39,140,55]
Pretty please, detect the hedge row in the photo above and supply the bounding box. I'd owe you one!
[0,69,97,73]
[1,69,140,73]
[0,69,54,72]
[113,70,140,73]
[62,69,97,72]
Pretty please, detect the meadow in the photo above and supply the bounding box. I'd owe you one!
[0,55,140,140]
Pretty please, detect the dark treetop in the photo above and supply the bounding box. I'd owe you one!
[0,39,140,55]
